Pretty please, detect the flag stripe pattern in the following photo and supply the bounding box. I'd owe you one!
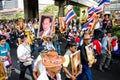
[65,8,76,24]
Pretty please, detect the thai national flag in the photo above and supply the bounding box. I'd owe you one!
[82,19,93,31]
[65,8,76,24]
[94,7,103,14]
[87,7,95,21]
[112,39,119,54]
[93,39,102,55]
[98,0,110,6]
[88,6,95,15]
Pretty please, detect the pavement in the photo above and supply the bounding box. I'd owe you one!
[8,44,120,80]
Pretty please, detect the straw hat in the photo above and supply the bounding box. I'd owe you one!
[83,33,91,40]
[42,51,65,67]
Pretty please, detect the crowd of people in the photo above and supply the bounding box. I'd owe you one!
[0,12,120,80]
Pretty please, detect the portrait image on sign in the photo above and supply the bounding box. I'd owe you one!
[59,17,67,33]
[85,44,95,65]
[71,50,82,77]
[37,14,55,38]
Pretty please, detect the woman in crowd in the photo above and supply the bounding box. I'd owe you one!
[0,35,12,79]
[17,35,34,80]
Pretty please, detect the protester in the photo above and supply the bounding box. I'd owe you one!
[99,31,112,72]
[63,43,78,80]
[37,51,65,80]
[33,49,48,80]
[17,35,34,80]
[0,35,12,79]
[52,30,62,54]
[77,33,95,80]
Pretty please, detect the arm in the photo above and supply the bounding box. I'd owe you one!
[62,55,76,80]
[63,67,75,79]
[33,71,38,80]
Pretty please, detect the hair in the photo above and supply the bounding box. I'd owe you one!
[68,43,77,48]
[42,16,52,23]
[20,35,27,42]
[0,35,6,41]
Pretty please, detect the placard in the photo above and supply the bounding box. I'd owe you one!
[37,14,55,38]
[71,50,82,77]
[80,7,88,25]
[59,17,67,33]
[0,58,6,80]
[85,44,95,65]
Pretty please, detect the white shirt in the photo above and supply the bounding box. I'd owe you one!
[17,44,31,62]
[46,42,55,51]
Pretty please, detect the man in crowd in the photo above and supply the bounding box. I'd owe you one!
[63,43,78,80]
[99,31,112,72]
[37,51,65,80]
[78,33,94,80]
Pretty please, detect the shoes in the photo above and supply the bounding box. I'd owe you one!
[99,68,104,72]
[104,67,111,71]
[99,66,104,72]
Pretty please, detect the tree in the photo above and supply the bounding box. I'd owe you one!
[73,6,80,17]
[40,5,58,17]
[13,12,24,19]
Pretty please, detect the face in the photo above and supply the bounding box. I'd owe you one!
[0,39,6,46]
[107,33,112,37]
[47,65,62,74]
[24,37,29,44]
[84,38,91,45]
[70,46,77,53]
[42,18,52,31]
[105,15,109,19]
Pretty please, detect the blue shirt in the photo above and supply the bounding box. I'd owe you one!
[101,36,108,54]
[0,43,10,56]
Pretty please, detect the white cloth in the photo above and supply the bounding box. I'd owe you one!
[37,71,61,80]
[46,42,55,51]
[33,55,46,73]
[17,44,31,62]
[95,22,101,29]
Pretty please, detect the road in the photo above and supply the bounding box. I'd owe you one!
[9,44,120,80]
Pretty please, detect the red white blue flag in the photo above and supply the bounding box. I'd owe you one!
[111,38,119,54]
[65,7,76,24]
[93,39,102,55]
[82,19,93,31]
[98,0,110,6]
[88,6,95,15]
[87,6,95,21]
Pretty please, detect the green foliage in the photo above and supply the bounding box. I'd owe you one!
[73,6,80,17]
[112,25,120,38]
[40,5,58,17]
[13,12,24,19]
[0,12,24,20]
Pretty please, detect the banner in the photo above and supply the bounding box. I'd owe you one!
[71,50,82,77]
[85,44,95,65]
[59,17,68,33]
[80,7,88,25]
